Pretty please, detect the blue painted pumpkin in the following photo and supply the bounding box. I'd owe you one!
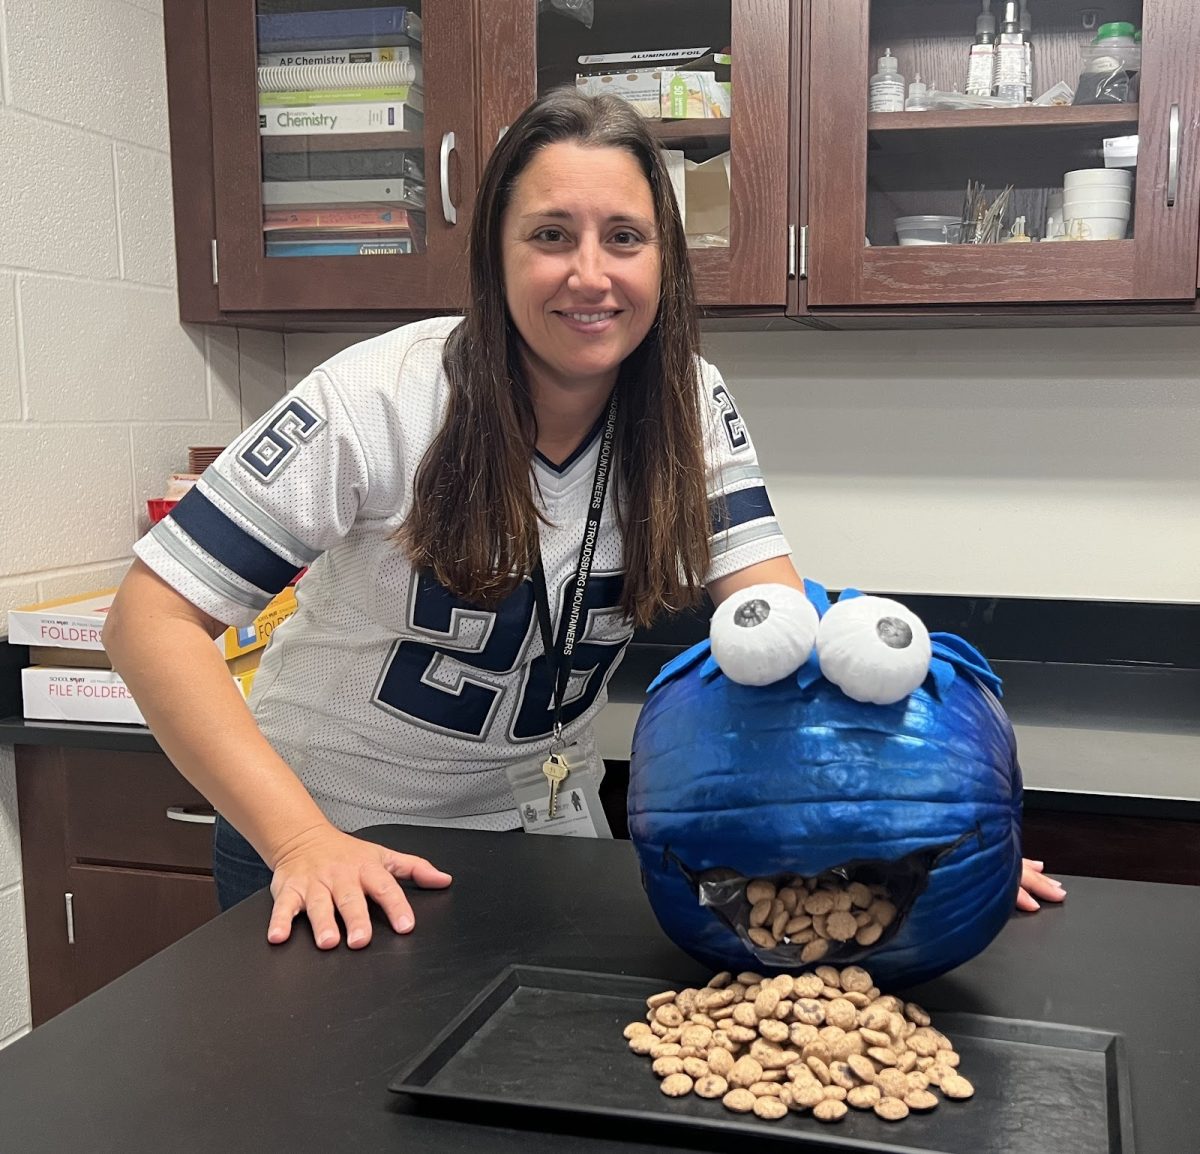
[627,580,1023,990]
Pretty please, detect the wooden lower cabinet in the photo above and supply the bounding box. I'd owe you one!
[66,866,219,1006]
[16,745,220,1025]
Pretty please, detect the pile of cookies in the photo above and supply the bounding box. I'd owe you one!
[623,964,974,1125]
[739,875,897,962]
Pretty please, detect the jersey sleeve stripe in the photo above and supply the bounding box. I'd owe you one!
[202,469,320,566]
[166,487,304,594]
[709,483,776,536]
[710,519,787,559]
[148,519,275,614]
[708,462,766,497]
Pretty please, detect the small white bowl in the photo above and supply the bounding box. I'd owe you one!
[1063,216,1129,240]
[895,214,962,245]
[1064,168,1133,191]
[1063,197,1132,217]
[1064,192,1131,205]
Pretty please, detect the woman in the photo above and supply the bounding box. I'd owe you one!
[104,90,801,949]
[105,90,1060,950]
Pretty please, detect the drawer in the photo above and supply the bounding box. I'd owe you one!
[65,749,217,871]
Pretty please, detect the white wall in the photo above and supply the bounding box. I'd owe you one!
[0,0,283,1047]
[283,326,1200,604]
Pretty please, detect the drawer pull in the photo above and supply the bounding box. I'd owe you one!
[166,805,217,826]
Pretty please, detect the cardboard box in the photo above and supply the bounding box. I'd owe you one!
[21,665,258,726]
[29,645,265,674]
[7,585,297,659]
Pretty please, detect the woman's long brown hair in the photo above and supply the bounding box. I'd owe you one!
[399,89,710,628]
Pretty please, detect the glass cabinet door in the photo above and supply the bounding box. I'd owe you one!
[807,0,1200,307]
[207,0,476,312]
[483,0,791,309]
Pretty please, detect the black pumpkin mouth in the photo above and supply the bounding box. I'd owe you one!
[665,832,976,968]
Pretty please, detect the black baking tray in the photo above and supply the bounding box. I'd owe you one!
[388,965,1133,1153]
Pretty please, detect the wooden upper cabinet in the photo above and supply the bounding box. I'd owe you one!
[201,0,477,313]
[806,0,1200,308]
[482,0,793,310]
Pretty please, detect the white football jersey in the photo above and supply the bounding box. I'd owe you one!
[134,316,790,832]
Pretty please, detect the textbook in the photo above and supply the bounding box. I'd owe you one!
[262,206,419,231]
[256,6,422,52]
[7,585,297,659]
[258,85,423,110]
[258,101,423,135]
[257,55,421,91]
[261,177,425,208]
[265,238,413,257]
[258,46,411,67]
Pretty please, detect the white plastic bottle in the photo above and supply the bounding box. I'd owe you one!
[905,73,930,111]
[1020,0,1034,100]
[993,0,1028,104]
[966,1,997,98]
[869,49,906,113]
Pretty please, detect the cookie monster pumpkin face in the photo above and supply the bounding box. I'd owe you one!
[627,580,1023,990]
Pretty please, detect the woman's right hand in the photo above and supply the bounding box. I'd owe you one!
[266,824,453,949]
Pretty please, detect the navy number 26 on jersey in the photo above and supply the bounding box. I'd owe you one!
[373,570,629,742]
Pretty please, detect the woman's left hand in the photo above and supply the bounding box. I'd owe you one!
[1017,858,1066,911]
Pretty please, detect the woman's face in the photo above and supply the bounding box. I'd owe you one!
[501,141,662,396]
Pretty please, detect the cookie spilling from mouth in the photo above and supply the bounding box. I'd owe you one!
[624,963,974,1125]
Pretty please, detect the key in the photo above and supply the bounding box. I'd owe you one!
[543,755,570,819]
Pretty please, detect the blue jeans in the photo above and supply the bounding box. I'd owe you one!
[212,815,274,911]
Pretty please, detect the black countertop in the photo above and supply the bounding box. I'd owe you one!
[4,647,1197,819]
[0,825,1196,1153]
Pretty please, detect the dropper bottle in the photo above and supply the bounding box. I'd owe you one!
[967,2,997,97]
[1020,0,1034,101]
[994,1,1028,103]
[869,49,906,113]
[905,72,931,111]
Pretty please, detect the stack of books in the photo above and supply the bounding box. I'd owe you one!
[257,6,426,257]
[8,587,298,727]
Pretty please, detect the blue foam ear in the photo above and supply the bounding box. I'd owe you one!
[646,639,711,694]
[930,632,1003,697]
[802,578,831,616]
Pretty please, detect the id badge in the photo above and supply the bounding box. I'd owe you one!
[505,743,612,838]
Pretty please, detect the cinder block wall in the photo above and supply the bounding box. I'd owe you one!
[0,0,284,1047]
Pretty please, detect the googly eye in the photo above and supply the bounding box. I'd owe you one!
[815,596,931,705]
[710,584,819,686]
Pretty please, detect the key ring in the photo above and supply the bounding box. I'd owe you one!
[551,720,565,752]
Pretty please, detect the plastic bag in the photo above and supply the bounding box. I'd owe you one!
[538,0,594,30]
[1073,45,1141,105]
[670,834,976,970]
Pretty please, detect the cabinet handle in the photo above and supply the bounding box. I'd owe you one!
[440,131,458,225]
[166,805,217,825]
[1167,104,1181,208]
[65,892,75,946]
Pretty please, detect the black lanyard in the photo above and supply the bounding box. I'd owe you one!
[530,389,619,749]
